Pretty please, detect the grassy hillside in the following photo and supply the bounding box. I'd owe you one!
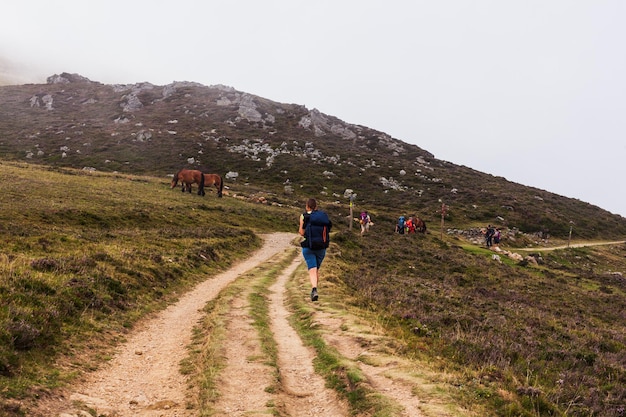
[0,162,624,416]
[0,162,292,409]
[325,228,625,416]
[1,76,625,241]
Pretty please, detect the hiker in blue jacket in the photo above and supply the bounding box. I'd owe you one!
[299,198,332,301]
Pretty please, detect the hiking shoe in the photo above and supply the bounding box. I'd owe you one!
[311,288,318,302]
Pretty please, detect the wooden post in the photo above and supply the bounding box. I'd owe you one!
[568,225,573,247]
[440,202,447,240]
[349,197,354,230]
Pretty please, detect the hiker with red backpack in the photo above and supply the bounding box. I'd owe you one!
[406,216,416,233]
[299,198,332,301]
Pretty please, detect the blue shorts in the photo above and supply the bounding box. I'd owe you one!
[302,247,326,270]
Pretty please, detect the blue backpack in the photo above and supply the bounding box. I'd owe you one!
[397,216,406,234]
[303,210,332,249]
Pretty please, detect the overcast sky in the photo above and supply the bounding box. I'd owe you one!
[1,1,625,218]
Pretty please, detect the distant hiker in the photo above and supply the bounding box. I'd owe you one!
[485,225,495,248]
[493,228,501,246]
[406,216,416,234]
[299,198,332,302]
[359,210,372,235]
[396,215,406,234]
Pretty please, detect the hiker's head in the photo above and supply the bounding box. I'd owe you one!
[306,198,318,211]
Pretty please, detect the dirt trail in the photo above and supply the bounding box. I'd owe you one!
[514,240,625,251]
[34,233,295,417]
[31,231,472,417]
[268,256,349,416]
[211,254,349,417]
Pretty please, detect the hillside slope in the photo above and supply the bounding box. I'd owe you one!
[1,73,625,239]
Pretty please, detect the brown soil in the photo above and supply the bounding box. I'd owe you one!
[30,232,475,417]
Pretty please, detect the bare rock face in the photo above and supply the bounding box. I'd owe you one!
[238,94,262,122]
[47,72,93,84]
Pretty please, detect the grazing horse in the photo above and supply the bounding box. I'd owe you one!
[171,169,205,195]
[415,217,427,234]
[203,173,223,197]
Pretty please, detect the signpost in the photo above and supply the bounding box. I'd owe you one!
[349,196,354,230]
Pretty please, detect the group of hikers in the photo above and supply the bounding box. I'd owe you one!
[395,215,426,235]
[298,199,509,302]
[357,211,427,236]
[483,224,501,248]
[298,201,432,301]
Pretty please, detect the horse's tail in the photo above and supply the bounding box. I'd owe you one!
[218,174,223,198]
[198,170,205,196]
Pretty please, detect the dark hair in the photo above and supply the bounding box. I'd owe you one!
[306,198,317,210]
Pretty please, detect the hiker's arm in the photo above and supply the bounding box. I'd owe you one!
[298,214,305,236]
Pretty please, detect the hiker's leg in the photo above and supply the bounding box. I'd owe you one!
[302,248,319,288]
[308,267,318,288]
[313,250,326,287]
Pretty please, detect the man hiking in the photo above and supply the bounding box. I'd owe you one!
[299,198,332,301]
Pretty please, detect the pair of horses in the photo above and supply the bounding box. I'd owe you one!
[171,169,223,197]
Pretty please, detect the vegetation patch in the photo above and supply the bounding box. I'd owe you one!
[328,227,626,416]
[0,164,262,408]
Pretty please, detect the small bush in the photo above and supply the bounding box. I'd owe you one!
[30,258,59,271]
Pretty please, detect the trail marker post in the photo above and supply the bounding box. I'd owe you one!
[349,196,354,230]
[568,224,573,247]
[440,201,447,240]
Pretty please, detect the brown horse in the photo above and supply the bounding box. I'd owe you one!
[203,173,223,197]
[171,169,205,195]
[415,217,427,234]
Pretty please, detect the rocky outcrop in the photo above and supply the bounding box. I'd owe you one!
[47,72,93,84]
